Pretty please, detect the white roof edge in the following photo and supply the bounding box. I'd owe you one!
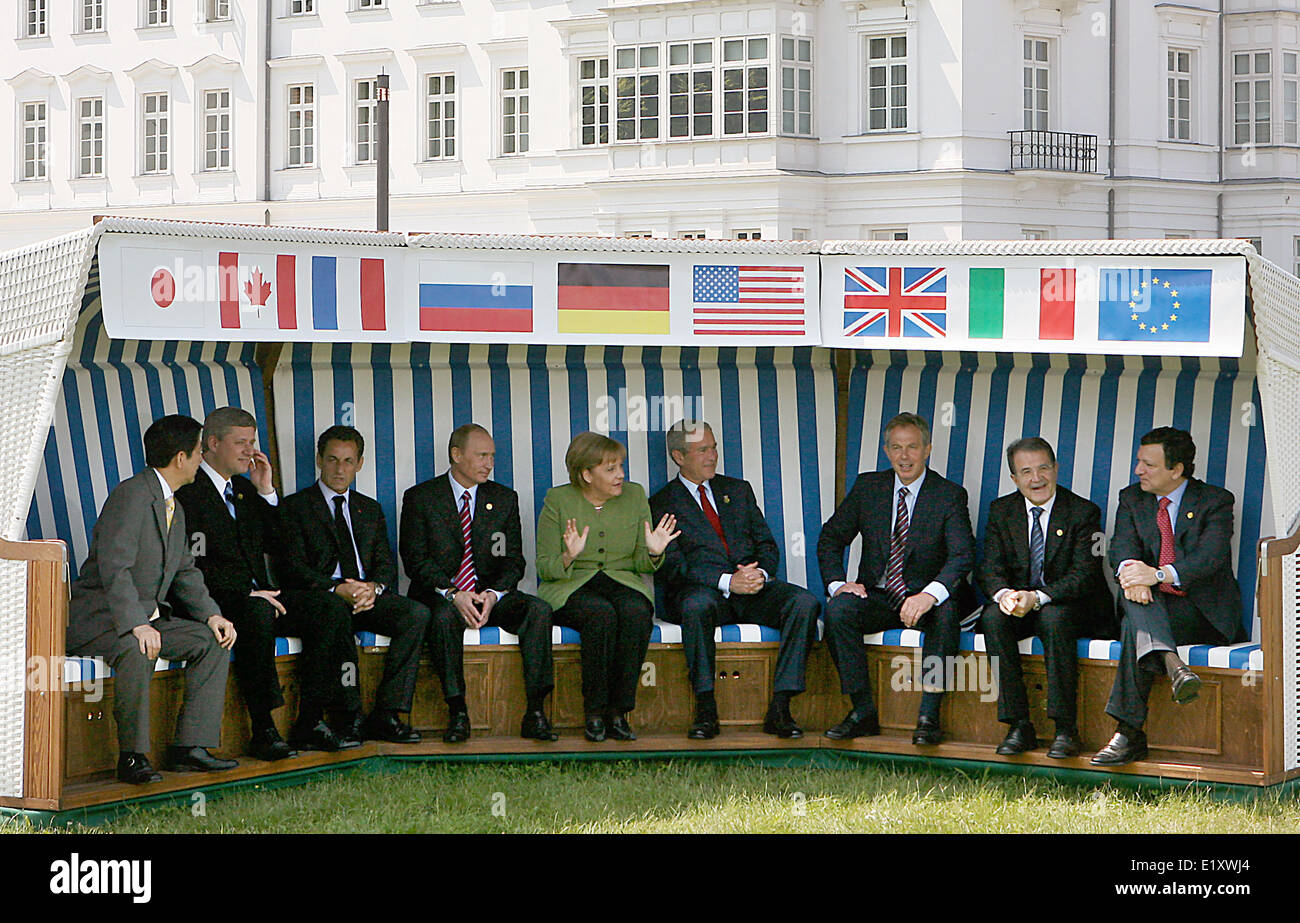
[92,216,409,247]
[819,238,1257,257]
[407,232,820,254]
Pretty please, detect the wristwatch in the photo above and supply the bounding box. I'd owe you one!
[442,587,458,602]
[1154,567,1168,584]
[375,583,387,596]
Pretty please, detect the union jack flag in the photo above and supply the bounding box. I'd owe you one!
[843,266,948,338]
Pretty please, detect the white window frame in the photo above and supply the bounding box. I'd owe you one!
[577,55,609,146]
[205,0,231,22]
[1167,47,1193,141]
[870,228,909,241]
[354,0,385,9]
[1022,228,1051,240]
[76,96,105,178]
[500,67,529,156]
[622,231,653,238]
[286,83,315,168]
[614,44,661,142]
[19,99,47,180]
[1284,51,1298,145]
[1293,236,1300,278]
[720,36,770,137]
[201,87,232,171]
[678,230,707,239]
[733,229,762,240]
[666,40,713,140]
[289,0,315,13]
[142,0,169,28]
[20,0,46,38]
[78,0,105,33]
[354,77,378,165]
[1023,36,1051,131]
[1233,49,1272,145]
[424,72,456,161]
[780,35,813,138]
[140,91,170,174]
[864,32,909,132]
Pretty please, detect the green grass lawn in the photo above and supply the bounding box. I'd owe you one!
[7,756,1300,834]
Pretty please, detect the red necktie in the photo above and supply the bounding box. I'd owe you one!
[698,485,729,554]
[884,487,910,609]
[453,491,478,593]
[1156,496,1186,596]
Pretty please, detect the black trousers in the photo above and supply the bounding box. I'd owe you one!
[663,579,820,695]
[823,587,961,721]
[980,601,1080,728]
[1106,592,1228,728]
[552,571,653,715]
[74,619,228,754]
[419,589,555,703]
[213,589,357,722]
[291,589,431,714]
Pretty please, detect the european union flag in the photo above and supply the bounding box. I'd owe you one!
[1098,268,1212,342]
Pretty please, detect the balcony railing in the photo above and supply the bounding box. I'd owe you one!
[1008,130,1098,173]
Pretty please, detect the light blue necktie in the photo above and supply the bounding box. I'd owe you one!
[223,482,237,520]
[1029,506,1045,588]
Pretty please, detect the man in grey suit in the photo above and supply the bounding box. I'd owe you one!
[66,415,240,784]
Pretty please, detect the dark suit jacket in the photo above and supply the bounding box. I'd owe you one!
[277,482,398,593]
[67,469,219,651]
[817,468,975,600]
[399,473,526,601]
[175,470,277,597]
[977,485,1114,636]
[1108,478,1245,643]
[649,475,780,597]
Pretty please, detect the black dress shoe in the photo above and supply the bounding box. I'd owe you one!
[1170,665,1203,705]
[365,712,422,744]
[762,705,804,739]
[250,727,297,762]
[823,709,881,740]
[165,746,239,773]
[1047,731,1082,759]
[996,722,1038,755]
[912,715,942,746]
[520,710,558,740]
[688,715,721,740]
[441,710,470,743]
[116,753,162,785]
[290,720,357,752]
[584,716,607,742]
[1090,729,1148,766]
[607,714,637,741]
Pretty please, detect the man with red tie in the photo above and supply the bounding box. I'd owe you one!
[1092,427,1246,766]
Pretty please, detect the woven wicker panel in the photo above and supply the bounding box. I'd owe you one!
[0,559,28,797]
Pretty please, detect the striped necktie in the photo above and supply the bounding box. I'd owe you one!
[1157,496,1186,596]
[884,487,910,608]
[1029,506,1045,588]
[453,491,478,593]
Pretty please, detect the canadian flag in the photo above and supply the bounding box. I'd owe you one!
[218,251,388,332]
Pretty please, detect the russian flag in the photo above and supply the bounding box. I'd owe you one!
[419,259,533,333]
[218,252,388,332]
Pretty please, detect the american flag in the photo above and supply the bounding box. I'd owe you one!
[843,266,947,338]
[692,264,806,335]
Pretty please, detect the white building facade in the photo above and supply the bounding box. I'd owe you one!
[0,0,1297,268]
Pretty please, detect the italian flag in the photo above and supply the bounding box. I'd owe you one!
[968,268,1076,340]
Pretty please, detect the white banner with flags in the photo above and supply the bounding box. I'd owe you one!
[98,234,1247,356]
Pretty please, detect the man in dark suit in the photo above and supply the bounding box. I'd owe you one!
[177,406,360,760]
[977,436,1113,759]
[66,415,239,784]
[650,420,819,740]
[401,422,557,743]
[1092,427,1246,766]
[818,412,976,745]
[278,425,431,745]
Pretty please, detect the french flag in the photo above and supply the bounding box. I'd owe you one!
[218,252,388,332]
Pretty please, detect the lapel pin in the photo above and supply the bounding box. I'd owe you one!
[723,495,730,504]
[1055,529,1063,537]
[1186,511,1193,519]
[486,503,493,511]
[236,493,244,501]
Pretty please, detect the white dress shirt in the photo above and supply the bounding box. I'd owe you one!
[1117,478,1188,587]
[444,473,504,602]
[678,473,767,598]
[199,459,278,514]
[992,491,1057,609]
[318,480,367,582]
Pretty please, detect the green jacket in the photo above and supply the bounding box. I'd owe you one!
[536,481,663,610]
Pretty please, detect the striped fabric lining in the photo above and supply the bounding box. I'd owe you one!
[843,343,1271,639]
[270,345,837,597]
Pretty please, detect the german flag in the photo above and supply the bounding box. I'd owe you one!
[557,263,671,335]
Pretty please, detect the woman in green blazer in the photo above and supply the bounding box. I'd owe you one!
[537,431,680,741]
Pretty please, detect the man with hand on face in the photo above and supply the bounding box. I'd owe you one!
[650,420,819,740]
[177,406,359,760]
[818,412,975,746]
[977,437,1112,759]
[401,423,557,743]
[278,425,431,745]
[1091,427,1245,766]
[66,414,238,783]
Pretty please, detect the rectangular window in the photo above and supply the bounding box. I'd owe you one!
[355,0,384,8]
[501,67,529,154]
[1022,228,1050,240]
[80,0,104,32]
[623,231,652,238]
[722,36,768,135]
[1294,236,1300,277]
[290,0,314,12]
[578,57,609,146]
[668,41,712,139]
[144,0,169,27]
[142,92,169,173]
[615,45,660,141]
[355,78,377,164]
[1285,52,1297,144]
[1233,51,1271,144]
[733,229,761,240]
[206,0,230,21]
[77,97,104,177]
[867,34,908,131]
[1167,48,1192,141]
[871,228,908,241]
[425,73,456,160]
[287,84,314,167]
[20,101,46,179]
[23,0,46,37]
[781,36,813,136]
[203,88,231,170]
[678,230,706,239]
[1023,37,1049,130]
